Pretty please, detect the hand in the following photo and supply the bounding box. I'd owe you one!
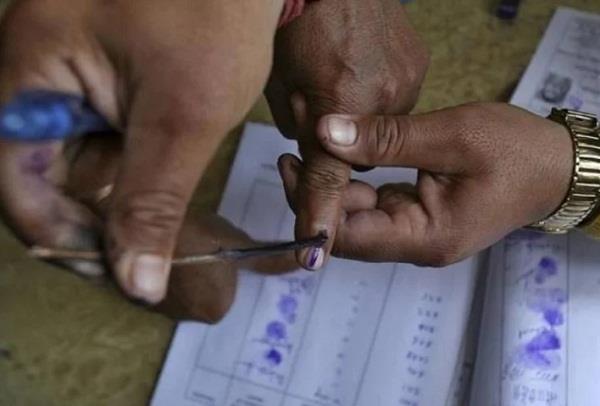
[0,0,282,303]
[156,214,297,322]
[266,0,429,269]
[280,103,573,266]
[58,134,297,322]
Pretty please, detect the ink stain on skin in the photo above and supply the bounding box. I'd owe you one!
[308,248,321,268]
[21,147,53,175]
[264,349,282,366]
[266,321,287,341]
[278,295,298,324]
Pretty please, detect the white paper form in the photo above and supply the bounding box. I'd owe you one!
[152,123,482,406]
[470,8,600,406]
[444,260,488,406]
[511,8,600,117]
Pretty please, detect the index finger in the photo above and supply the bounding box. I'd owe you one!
[291,94,351,270]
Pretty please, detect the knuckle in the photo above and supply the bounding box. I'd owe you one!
[367,116,408,163]
[302,163,348,197]
[377,77,401,109]
[111,190,187,245]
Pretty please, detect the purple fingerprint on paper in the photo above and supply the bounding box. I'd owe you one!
[543,308,564,326]
[534,257,558,284]
[539,257,557,273]
[526,329,560,353]
[264,349,283,366]
[526,287,567,312]
[521,350,554,368]
[278,295,298,324]
[515,329,562,370]
[266,321,287,340]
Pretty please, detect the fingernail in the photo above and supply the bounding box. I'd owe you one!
[327,116,357,146]
[131,254,169,303]
[304,247,324,271]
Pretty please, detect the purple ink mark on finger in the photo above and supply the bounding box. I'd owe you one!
[543,308,564,326]
[306,247,324,270]
[264,349,282,366]
[266,321,287,340]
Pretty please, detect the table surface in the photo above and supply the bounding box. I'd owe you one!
[2,1,600,405]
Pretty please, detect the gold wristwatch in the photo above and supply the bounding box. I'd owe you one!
[529,108,600,234]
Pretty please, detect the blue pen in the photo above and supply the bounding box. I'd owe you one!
[0,90,112,141]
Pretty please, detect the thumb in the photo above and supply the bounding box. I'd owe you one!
[315,111,463,172]
[106,90,226,304]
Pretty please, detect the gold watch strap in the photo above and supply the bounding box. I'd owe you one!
[529,108,600,234]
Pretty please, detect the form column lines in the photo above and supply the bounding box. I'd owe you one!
[222,178,274,402]
[278,269,327,406]
[222,267,267,401]
[500,243,507,406]
[566,234,571,404]
[351,265,397,406]
[183,327,211,401]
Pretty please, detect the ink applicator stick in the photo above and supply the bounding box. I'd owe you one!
[30,233,328,267]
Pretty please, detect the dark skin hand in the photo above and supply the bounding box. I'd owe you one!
[280,102,573,266]
[267,0,429,269]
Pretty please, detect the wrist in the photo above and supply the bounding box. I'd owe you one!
[528,109,600,234]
